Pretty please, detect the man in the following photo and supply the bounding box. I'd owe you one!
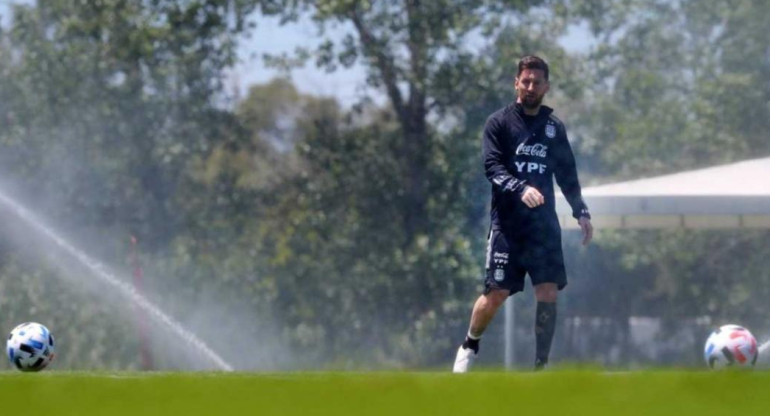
[453,55,593,372]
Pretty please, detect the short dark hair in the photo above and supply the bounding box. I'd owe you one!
[517,55,549,81]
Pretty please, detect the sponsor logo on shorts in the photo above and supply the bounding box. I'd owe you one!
[494,269,505,282]
[493,252,508,265]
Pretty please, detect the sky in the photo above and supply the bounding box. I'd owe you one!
[231,14,595,108]
[1,1,594,108]
[0,2,371,105]
[232,15,594,107]
[231,15,375,107]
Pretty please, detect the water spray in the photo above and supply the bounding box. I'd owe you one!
[0,189,234,371]
[759,340,770,355]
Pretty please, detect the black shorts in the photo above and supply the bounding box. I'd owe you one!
[484,228,567,295]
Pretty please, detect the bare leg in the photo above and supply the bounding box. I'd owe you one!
[468,289,510,338]
[454,288,511,372]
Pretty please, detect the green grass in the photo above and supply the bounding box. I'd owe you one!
[1,370,769,415]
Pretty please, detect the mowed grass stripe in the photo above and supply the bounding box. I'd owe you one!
[0,370,768,415]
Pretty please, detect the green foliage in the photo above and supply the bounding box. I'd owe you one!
[0,0,255,369]
[556,0,770,365]
[1,0,769,370]
[0,217,145,369]
[0,0,255,247]
[567,0,770,179]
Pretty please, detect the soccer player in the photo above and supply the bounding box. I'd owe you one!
[453,55,593,372]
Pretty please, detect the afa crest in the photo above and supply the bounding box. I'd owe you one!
[494,269,505,282]
[545,124,556,139]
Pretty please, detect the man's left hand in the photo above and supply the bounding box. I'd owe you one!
[578,216,593,246]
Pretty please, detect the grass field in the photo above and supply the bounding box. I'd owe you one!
[1,369,769,415]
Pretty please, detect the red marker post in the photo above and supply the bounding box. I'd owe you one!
[131,236,154,370]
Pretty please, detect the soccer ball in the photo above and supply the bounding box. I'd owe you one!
[704,324,758,369]
[6,322,55,372]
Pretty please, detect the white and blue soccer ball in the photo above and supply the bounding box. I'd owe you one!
[6,322,55,372]
[704,324,758,369]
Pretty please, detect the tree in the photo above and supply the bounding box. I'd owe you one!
[564,0,770,179]
[555,0,770,365]
[0,0,256,369]
[253,0,551,242]
[0,0,254,249]
[235,1,613,367]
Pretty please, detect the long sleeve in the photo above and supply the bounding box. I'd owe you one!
[553,125,590,219]
[483,116,527,195]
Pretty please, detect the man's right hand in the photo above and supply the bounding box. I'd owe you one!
[521,186,545,208]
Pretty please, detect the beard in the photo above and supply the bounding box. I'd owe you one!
[520,93,543,110]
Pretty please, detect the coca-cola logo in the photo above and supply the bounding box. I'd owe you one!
[516,143,548,158]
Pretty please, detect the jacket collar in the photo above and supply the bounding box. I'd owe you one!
[513,102,553,118]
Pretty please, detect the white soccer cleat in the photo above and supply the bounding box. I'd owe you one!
[452,345,477,373]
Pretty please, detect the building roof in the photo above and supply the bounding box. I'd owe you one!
[556,157,770,228]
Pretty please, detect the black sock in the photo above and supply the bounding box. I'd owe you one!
[463,336,480,354]
[535,302,557,366]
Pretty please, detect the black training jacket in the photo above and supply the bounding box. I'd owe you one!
[483,102,589,237]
